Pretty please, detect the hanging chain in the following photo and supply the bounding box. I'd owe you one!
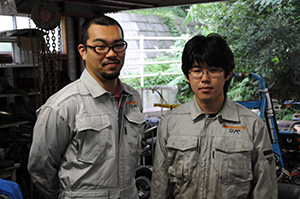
[28,15,41,108]
[41,29,48,103]
[56,25,62,92]
[51,29,59,93]
[29,5,61,103]
[37,29,44,106]
[45,31,52,100]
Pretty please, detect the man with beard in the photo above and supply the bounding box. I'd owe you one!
[28,16,146,199]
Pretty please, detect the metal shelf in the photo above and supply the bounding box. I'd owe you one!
[0,36,17,43]
[0,64,35,68]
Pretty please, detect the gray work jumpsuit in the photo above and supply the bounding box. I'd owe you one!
[151,97,278,199]
[28,69,146,199]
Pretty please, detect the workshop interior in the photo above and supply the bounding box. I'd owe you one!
[1,0,300,199]
[0,0,224,198]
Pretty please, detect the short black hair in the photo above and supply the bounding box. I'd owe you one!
[80,15,124,45]
[181,33,235,94]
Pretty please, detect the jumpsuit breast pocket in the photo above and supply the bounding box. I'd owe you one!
[166,135,199,183]
[124,107,146,164]
[76,114,113,164]
[213,138,253,185]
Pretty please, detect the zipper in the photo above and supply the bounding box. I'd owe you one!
[118,94,128,142]
[117,93,128,197]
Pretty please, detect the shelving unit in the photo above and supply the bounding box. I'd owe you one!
[0,35,38,91]
[1,29,68,199]
[0,34,36,186]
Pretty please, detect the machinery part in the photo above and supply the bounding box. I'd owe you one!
[278,183,300,199]
[291,164,300,185]
[136,176,151,199]
[31,2,60,30]
[234,73,285,170]
[288,121,300,133]
[154,103,180,109]
[135,166,152,199]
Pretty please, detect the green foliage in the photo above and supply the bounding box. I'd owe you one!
[122,35,192,104]
[122,77,141,89]
[121,73,180,89]
[144,74,180,87]
[123,9,195,103]
[184,2,224,34]
[127,6,187,18]
[143,55,177,74]
[185,0,300,101]
[125,1,300,119]
[168,75,193,104]
[276,108,300,121]
[122,52,182,89]
[142,36,193,103]
[228,77,258,101]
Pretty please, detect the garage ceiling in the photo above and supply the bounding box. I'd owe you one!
[15,0,226,16]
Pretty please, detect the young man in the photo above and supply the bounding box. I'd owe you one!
[28,16,145,199]
[151,33,278,198]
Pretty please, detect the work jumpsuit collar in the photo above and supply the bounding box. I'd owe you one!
[190,96,240,123]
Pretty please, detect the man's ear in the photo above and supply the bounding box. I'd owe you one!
[78,44,87,61]
[184,74,190,83]
[225,70,234,81]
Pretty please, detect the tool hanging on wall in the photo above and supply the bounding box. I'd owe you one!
[30,1,61,105]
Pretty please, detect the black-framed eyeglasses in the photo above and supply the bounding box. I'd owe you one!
[189,67,224,79]
[85,41,128,54]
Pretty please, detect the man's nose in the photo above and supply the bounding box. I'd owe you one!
[105,47,118,57]
[201,71,210,81]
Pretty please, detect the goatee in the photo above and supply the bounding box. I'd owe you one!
[101,71,120,80]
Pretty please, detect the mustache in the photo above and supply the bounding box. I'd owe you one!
[102,58,121,66]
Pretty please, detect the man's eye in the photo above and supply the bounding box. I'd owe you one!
[95,46,107,50]
[193,69,202,73]
[114,44,125,49]
[209,69,218,73]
